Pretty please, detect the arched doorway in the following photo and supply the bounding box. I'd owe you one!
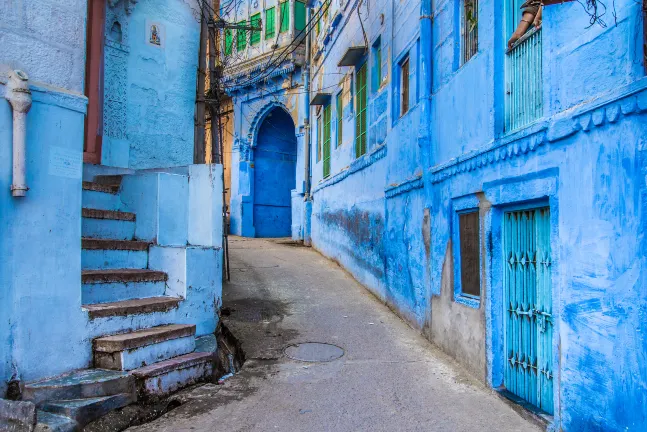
[253,107,297,238]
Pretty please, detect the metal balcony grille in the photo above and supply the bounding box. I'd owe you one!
[505,27,542,132]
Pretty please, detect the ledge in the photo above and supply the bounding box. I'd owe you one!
[312,144,387,194]
[0,75,88,114]
[385,174,424,199]
[429,77,647,184]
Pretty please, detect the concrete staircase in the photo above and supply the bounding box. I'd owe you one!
[23,175,215,431]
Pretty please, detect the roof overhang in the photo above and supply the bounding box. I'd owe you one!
[337,46,367,67]
[310,92,332,106]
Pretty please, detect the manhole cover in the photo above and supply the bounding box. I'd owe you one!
[284,343,344,362]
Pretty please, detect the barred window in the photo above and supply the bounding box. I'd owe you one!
[461,0,478,64]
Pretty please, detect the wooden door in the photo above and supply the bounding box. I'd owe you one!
[84,0,106,164]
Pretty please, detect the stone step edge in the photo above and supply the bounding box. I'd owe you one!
[82,181,119,194]
[82,269,167,284]
[131,352,215,379]
[40,393,135,428]
[94,324,196,353]
[83,297,181,319]
[82,238,150,251]
[82,208,135,222]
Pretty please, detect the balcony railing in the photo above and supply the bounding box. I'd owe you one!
[505,27,543,132]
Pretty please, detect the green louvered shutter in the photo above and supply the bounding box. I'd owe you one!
[224,28,233,56]
[236,20,247,51]
[294,1,306,32]
[323,104,332,178]
[250,13,261,45]
[355,64,367,158]
[279,1,289,33]
[265,7,275,39]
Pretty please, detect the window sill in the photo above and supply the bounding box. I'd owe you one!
[454,294,480,309]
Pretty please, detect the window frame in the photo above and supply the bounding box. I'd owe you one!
[336,91,343,148]
[316,113,322,162]
[354,63,368,158]
[323,104,332,178]
[461,0,479,64]
[452,194,482,308]
[265,7,276,40]
[372,37,382,93]
[250,13,262,46]
[236,20,247,52]
[279,1,290,33]
[400,56,410,117]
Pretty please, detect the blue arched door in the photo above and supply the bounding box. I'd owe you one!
[253,108,297,238]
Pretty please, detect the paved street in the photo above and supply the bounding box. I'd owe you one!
[130,237,540,432]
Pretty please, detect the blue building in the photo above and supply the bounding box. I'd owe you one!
[225,0,647,429]
[1,0,224,428]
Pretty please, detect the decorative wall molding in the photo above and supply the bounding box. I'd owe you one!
[429,78,647,184]
[385,175,424,199]
[312,143,387,194]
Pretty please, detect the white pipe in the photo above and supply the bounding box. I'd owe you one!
[6,70,32,197]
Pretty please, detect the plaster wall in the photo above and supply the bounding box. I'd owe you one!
[0,82,90,395]
[0,0,88,93]
[101,0,201,169]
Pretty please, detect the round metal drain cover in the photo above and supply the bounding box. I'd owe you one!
[284,342,344,362]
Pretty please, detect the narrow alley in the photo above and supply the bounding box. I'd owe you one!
[129,238,540,432]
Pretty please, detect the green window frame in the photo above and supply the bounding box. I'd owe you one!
[250,13,261,45]
[236,20,247,51]
[224,28,233,56]
[279,1,290,33]
[294,0,306,32]
[265,7,276,39]
[355,64,368,158]
[323,104,332,178]
[336,93,343,148]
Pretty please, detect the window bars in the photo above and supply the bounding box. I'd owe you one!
[462,0,478,64]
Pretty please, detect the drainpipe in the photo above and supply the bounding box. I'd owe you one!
[419,0,433,170]
[6,70,32,197]
[303,6,312,200]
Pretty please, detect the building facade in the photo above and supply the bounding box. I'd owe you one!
[1,0,224,427]
[225,0,647,430]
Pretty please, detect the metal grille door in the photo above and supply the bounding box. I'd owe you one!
[503,207,553,414]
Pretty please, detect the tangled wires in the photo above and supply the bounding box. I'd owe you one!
[575,0,617,28]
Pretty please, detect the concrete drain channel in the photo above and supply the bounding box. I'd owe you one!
[284,342,345,362]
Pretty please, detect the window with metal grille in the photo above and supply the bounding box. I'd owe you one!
[372,37,382,93]
[336,92,343,148]
[355,64,368,158]
[236,20,247,51]
[250,13,261,45]
[295,1,306,32]
[265,7,275,40]
[458,211,480,297]
[279,1,289,33]
[505,0,542,132]
[323,104,332,178]
[224,28,233,56]
[400,57,410,117]
[461,0,478,64]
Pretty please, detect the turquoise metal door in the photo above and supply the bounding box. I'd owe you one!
[503,207,553,414]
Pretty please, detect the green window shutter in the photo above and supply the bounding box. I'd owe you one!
[372,42,382,92]
[265,7,275,39]
[336,93,343,148]
[225,28,233,56]
[294,1,306,32]
[279,1,289,33]
[236,20,247,51]
[355,64,368,158]
[250,13,261,45]
[323,104,332,178]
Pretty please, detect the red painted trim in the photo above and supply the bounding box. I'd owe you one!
[84,0,106,165]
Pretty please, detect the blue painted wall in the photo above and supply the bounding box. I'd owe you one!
[101,0,200,169]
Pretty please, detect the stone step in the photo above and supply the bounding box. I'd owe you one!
[82,185,122,212]
[81,218,135,240]
[35,410,78,432]
[82,208,135,221]
[93,325,196,371]
[84,297,181,319]
[40,393,134,429]
[132,352,214,399]
[82,269,166,284]
[82,280,167,305]
[82,181,119,194]
[94,175,123,187]
[23,369,134,406]
[82,239,149,251]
